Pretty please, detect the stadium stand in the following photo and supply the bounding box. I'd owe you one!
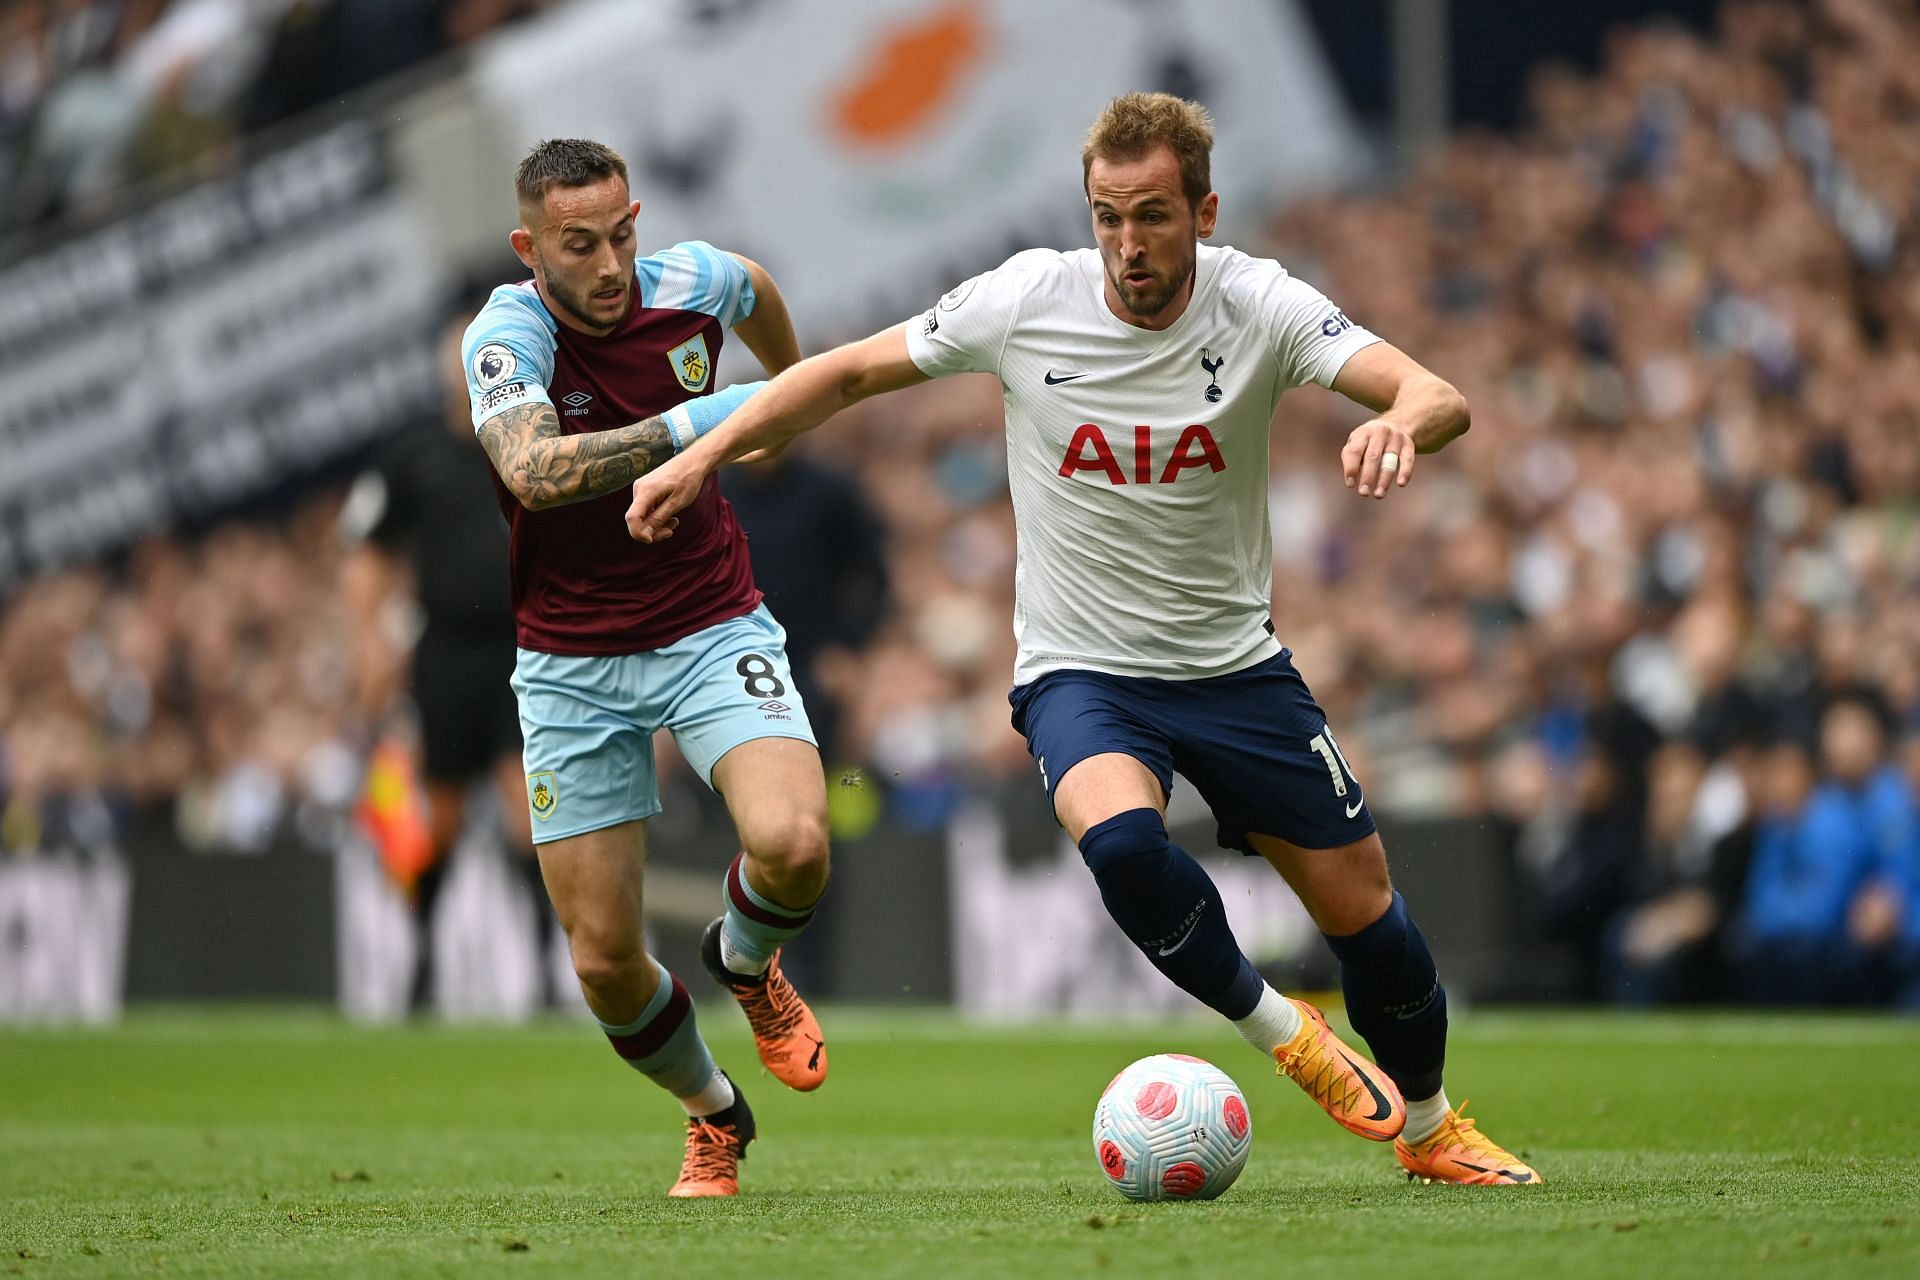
[2,0,1916,1009]
[0,0,556,239]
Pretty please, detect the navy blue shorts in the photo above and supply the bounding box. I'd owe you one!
[1007,650,1376,853]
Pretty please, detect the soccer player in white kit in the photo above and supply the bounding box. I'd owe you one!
[626,94,1539,1185]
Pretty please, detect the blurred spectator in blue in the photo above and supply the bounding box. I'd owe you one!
[1889,734,1920,1010]
[1846,728,1920,1008]
[1733,700,1904,1004]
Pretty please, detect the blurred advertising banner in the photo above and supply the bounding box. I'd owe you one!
[946,800,1320,1020]
[0,854,129,1024]
[0,123,444,590]
[469,0,1359,341]
[948,799,1529,1017]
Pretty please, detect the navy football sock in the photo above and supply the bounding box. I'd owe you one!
[1322,891,1447,1100]
[1078,808,1264,1019]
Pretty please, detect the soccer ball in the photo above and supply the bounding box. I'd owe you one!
[1092,1053,1252,1202]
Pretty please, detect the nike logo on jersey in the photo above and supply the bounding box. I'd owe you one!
[1044,370,1088,385]
[1345,798,1364,819]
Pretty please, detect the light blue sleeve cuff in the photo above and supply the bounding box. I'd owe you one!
[662,380,767,452]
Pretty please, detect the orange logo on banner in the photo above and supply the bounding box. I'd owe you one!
[830,1,988,148]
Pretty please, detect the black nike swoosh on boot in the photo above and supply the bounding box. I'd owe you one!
[1339,1051,1396,1122]
[1457,1160,1534,1183]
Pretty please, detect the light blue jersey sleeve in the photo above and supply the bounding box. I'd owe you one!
[462,284,559,433]
[636,240,755,325]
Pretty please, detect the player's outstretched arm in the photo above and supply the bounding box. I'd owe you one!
[477,400,680,511]
[1329,342,1470,501]
[626,325,928,543]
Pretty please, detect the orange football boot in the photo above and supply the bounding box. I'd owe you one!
[667,1080,755,1198]
[1396,1102,1541,1185]
[701,918,828,1091]
[1272,999,1407,1141]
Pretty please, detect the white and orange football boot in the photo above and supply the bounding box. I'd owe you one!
[1396,1102,1541,1185]
[1271,999,1407,1142]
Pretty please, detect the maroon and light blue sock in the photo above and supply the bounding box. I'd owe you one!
[717,852,818,977]
[597,960,731,1114]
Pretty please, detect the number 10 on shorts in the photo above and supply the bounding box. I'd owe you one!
[1308,728,1356,797]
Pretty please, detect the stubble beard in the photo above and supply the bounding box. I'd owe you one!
[1110,256,1195,321]
[540,264,624,334]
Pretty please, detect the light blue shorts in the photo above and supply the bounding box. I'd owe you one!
[511,605,818,843]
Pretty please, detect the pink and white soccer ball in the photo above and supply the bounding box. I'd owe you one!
[1092,1054,1252,1201]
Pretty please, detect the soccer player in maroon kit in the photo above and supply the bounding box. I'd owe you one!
[462,139,831,1197]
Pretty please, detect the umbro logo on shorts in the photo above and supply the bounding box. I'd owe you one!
[759,699,792,720]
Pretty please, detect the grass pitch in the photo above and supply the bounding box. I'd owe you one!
[3,1007,1917,1278]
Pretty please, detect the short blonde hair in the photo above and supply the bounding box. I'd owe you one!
[1081,92,1215,207]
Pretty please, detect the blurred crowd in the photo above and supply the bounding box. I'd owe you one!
[4,0,1920,1008]
[1249,0,1920,1006]
[0,505,365,858]
[0,0,554,239]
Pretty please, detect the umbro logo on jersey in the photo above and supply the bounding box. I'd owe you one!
[1044,370,1088,385]
[561,390,593,416]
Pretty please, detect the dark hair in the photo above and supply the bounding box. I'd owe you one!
[1082,92,1214,207]
[514,138,629,209]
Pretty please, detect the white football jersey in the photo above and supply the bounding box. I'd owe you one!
[905,243,1380,685]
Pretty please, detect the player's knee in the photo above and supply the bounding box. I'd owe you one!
[1078,809,1177,916]
[566,928,650,996]
[1319,874,1394,937]
[1295,844,1393,936]
[742,814,831,896]
[1077,807,1171,874]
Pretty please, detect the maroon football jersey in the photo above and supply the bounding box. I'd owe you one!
[467,254,761,656]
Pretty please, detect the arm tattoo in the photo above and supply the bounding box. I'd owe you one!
[477,402,676,509]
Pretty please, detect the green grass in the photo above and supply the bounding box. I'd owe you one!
[3,1008,1917,1278]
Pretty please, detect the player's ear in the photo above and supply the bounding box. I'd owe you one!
[508,227,536,269]
[1195,192,1219,239]
[629,199,641,220]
